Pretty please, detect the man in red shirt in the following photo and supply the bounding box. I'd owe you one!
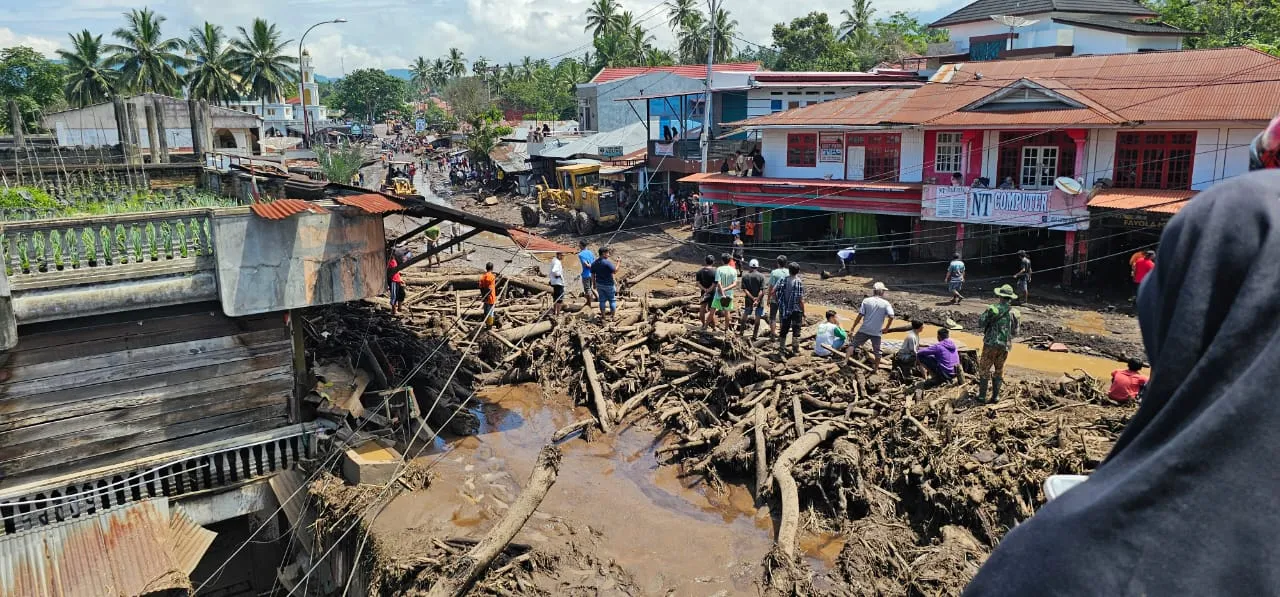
[387,256,405,316]
[479,262,499,327]
[1108,358,1148,402]
[1133,250,1156,284]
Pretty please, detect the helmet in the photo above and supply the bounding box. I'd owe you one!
[1249,115,1280,171]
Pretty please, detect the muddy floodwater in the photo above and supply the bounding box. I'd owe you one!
[372,383,857,594]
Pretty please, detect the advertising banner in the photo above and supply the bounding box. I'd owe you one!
[654,142,674,157]
[819,133,843,163]
[921,185,1090,231]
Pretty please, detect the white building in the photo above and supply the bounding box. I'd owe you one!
[225,50,332,137]
[929,0,1197,60]
[42,93,262,155]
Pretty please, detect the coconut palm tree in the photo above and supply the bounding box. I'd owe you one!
[518,56,535,80]
[104,8,188,95]
[627,25,656,62]
[555,59,588,91]
[676,11,707,63]
[410,56,432,92]
[707,7,738,62]
[472,56,490,79]
[228,18,298,117]
[644,47,676,67]
[585,0,622,38]
[430,58,449,90]
[183,23,240,105]
[445,48,467,79]
[839,0,876,41]
[664,0,700,33]
[58,30,117,108]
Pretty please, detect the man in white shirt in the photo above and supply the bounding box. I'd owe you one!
[837,246,857,274]
[549,251,566,316]
[848,282,895,371]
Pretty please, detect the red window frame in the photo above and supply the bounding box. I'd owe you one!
[1113,131,1196,190]
[786,133,817,168]
[846,132,901,181]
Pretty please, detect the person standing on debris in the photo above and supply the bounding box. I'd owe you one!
[697,255,718,330]
[815,310,850,357]
[732,235,746,269]
[963,167,1280,597]
[837,246,857,274]
[767,255,790,337]
[1132,249,1156,294]
[744,217,756,244]
[1014,250,1032,304]
[479,262,499,327]
[946,253,966,304]
[387,253,405,316]
[730,219,741,237]
[916,327,959,387]
[1107,358,1148,402]
[848,282,895,371]
[975,284,1020,402]
[549,250,566,317]
[424,224,441,268]
[775,262,805,354]
[711,253,739,331]
[740,259,767,339]
[578,240,596,304]
[893,320,925,378]
[591,246,619,318]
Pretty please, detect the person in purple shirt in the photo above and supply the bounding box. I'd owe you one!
[916,327,960,387]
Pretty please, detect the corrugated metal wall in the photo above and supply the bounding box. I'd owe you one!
[0,302,294,490]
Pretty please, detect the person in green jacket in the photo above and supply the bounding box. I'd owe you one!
[976,284,1021,402]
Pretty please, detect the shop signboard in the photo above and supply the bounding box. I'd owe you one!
[654,142,674,157]
[819,133,843,163]
[599,145,624,158]
[921,185,1090,231]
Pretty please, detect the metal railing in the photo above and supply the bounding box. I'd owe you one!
[0,209,216,287]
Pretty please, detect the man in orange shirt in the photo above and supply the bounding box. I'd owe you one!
[479,261,499,327]
[1108,358,1148,402]
[744,218,756,243]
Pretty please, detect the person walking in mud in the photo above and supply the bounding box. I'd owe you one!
[975,284,1021,402]
[697,255,718,330]
[549,250,566,317]
[946,253,966,304]
[1014,250,1032,304]
[479,262,499,327]
[591,246,619,319]
[848,282,895,372]
[767,255,790,337]
[775,262,805,354]
[837,246,857,275]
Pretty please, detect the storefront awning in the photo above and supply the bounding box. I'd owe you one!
[682,173,922,216]
[1087,188,1194,215]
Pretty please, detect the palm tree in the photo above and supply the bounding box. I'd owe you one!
[410,56,432,92]
[472,56,490,79]
[430,58,449,90]
[519,56,535,80]
[839,0,876,41]
[58,30,116,108]
[627,25,656,62]
[104,8,187,95]
[585,0,622,38]
[445,48,467,79]
[183,23,240,105]
[644,47,676,67]
[677,12,707,64]
[664,0,700,33]
[707,7,738,62]
[228,18,298,117]
[555,59,588,91]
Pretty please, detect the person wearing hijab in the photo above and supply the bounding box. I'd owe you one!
[963,168,1280,596]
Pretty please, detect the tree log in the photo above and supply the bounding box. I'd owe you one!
[773,422,843,561]
[579,340,613,433]
[754,404,769,502]
[791,391,806,436]
[624,259,672,286]
[425,445,562,597]
[499,320,554,343]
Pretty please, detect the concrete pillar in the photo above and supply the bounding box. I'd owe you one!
[1062,230,1076,286]
[7,99,23,147]
[152,96,169,163]
[1067,129,1087,179]
[125,101,143,165]
[245,507,283,593]
[112,96,130,150]
[187,98,205,157]
[1075,230,1089,276]
[144,104,161,164]
[200,100,214,155]
[955,223,966,257]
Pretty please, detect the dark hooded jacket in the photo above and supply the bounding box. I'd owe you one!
[965,169,1280,596]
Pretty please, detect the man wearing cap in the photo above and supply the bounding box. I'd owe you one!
[976,284,1022,402]
[739,259,767,339]
[849,282,895,371]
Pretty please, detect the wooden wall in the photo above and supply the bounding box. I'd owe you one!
[0,302,294,490]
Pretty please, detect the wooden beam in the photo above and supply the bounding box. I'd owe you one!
[394,228,482,274]
[389,218,444,247]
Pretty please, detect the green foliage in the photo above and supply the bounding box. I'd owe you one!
[770,10,943,72]
[0,187,57,210]
[442,76,491,124]
[463,107,514,164]
[331,68,409,123]
[184,22,241,105]
[104,8,188,95]
[424,102,457,131]
[228,18,298,110]
[314,142,366,183]
[58,31,116,108]
[771,12,845,71]
[0,46,67,133]
[1145,0,1280,50]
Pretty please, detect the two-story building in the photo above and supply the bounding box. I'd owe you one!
[687,47,1280,283]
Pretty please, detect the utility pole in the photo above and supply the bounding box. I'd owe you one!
[699,0,717,173]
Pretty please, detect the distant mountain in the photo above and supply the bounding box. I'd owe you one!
[314,74,332,83]
[314,68,412,83]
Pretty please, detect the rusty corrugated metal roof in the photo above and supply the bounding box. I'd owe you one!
[250,199,331,220]
[0,498,210,597]
[731,88,919,128]
[591,62,761,84]
[335,193,406,214]
[170,506,217,575]
[507,228,577,254]
[1088,188,1195,214]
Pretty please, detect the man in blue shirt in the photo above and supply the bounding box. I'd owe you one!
[590,246,619,317]
[578,240,595,304]
[946,253,966,304]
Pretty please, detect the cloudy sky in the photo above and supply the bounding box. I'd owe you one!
[0,0,963,76]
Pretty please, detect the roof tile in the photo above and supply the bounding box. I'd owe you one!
[335,193,406,214]
[590,63,761,84]
[1088,188,1194,214]
[249,199,330,220]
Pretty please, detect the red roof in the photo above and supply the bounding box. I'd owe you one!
[1087,188,1195,214]
[250,199,330,220]
[590,62,761,84]
[335,193,406,214]
[729,88,920,128]
[751,71,921,84]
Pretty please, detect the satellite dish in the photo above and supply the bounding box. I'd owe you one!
[991,15,1040,27]
[1055,176,1083,195]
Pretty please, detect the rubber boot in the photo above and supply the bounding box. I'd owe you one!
[991,377,1004,403]
[977,378,988,402]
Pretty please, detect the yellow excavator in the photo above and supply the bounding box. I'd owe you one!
[522,163,619,234]
[381,160,417,196]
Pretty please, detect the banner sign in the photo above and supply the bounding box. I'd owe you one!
[415,118,426,133]
[921,185,1090,231]
[819,133,843,162]
[598,145,624,158]
[654,142,674,157]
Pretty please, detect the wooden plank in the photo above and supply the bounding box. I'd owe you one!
[9,319,272,367]
[6,328,287,384]
[0,405,288,479]
[0,388,290,462]
[0,369,292,446]
[0,340,291,400]
[11,303,280,353]
[0,348,292,421]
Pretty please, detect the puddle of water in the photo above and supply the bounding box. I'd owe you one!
[1065,311,1110,336]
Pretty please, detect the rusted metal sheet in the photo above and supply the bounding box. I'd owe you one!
[170,505,217,575]
[249,199,330,220]
[335,193,406,214]
[0,498,206,597]
[1089,188,1194,215]
[507,228,577,254]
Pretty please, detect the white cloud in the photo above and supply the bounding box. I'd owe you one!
[0,27,64,57]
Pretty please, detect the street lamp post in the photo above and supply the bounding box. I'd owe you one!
[299,18,346,149]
